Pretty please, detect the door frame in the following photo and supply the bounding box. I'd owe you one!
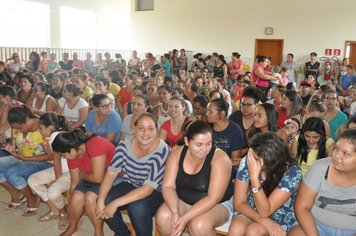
[344,40,356,58]
[254,39,284,65]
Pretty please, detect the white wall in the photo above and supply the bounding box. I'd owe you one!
[130,0,356,64]
[19,0,356,65]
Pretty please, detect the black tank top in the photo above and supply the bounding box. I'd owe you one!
[214,65,224,79]
[176,145,235,205]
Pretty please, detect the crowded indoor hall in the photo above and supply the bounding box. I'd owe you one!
[0,0,356,235]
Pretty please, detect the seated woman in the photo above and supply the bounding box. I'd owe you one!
[96,113,170,236]
[50,74,65,100]
[30,82,57,116]
[190,95,209,121]
[27,113,70,230]
[0,86,22,148]
[94,78,116,109]
[73,73,94,102]
[56,84,89,130]
[159,96,192,148]
[120,94,149,141]
[120,85,146,120]
[85,94,122,145]
[229,87,263,155]
[228,132,302,235]
[207,98,245,167]
[156,120,234,236]
[52,129,115,236]
[289,129,356,236]
[291,117,334,175]
[17,74,36,107]
[0,106,53,215]
[247,103,289,145]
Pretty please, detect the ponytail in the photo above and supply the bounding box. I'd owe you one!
[51,129,94,153]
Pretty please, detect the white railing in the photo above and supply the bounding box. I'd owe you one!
[0,47,132,62]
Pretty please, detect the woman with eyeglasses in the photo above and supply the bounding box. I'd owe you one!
[85,94,122,145]
[290,117,334,175]
[289,129,356,236]
[207,98,245,167]
[30,82,57,116]
[230,87,262,153]
[56,84,89,130]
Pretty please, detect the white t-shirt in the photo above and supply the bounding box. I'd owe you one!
[49,131,69,173]
[350,101,356,117]
[58,97,88,122]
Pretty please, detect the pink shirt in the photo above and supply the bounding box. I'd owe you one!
[73,60,84,69]
[252,64,269,88]
[228,60,244,80]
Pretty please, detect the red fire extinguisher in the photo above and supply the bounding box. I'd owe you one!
[324,58,332,81]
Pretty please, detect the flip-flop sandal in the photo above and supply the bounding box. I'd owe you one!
[58,213,70,231]
[38,211,59,222]
[22,207,38,217]
[5,196,27,210]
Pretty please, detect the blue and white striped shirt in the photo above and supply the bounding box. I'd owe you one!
[108,136,170,191]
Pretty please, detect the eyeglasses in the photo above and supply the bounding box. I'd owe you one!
[241,102,255,107]
[325,97,337,101]
[97,103,112,109]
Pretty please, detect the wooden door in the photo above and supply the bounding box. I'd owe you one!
[255,39,284,66]
[345,41,356,66]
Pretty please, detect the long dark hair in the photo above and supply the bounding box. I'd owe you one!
[8,105,37,124]
[51,129,94,153]
[281,90,303,116]
[247,103,278,143]
[39,112,69,132]
[297,117,327,164]
[250,132,297,196]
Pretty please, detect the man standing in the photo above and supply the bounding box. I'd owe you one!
[304,52,322,82]
[281,53,298,85]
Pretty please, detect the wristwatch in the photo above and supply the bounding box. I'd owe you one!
[251,186,261,194]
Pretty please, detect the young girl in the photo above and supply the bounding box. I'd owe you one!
[27,113,71,230]
[52,129,115,236]
[283,118,300,146]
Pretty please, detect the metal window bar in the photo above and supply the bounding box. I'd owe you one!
[0,47,132,62]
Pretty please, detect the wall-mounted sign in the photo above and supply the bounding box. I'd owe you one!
[333,49,341,56]
[325,49,332,56]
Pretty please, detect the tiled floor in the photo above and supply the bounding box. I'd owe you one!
[0,186,114,236]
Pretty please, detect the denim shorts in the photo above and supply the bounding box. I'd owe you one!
[0,155,52,189]
[316,219,356,236]
[74,180,101,194]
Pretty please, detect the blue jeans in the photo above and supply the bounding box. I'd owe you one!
[316,219,356,236]
[0,155,52,190]
[104,182,163,236]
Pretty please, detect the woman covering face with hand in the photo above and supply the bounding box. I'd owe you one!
[228,132,302,236]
